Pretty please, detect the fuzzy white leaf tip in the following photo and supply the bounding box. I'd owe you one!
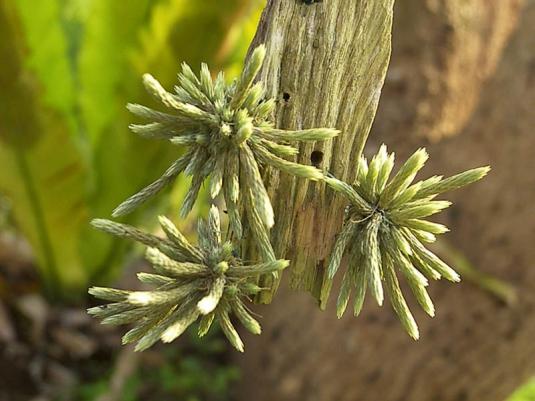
[197,296,218,315]
[128,292,152,305]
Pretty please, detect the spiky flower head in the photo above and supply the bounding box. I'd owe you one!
[113,44,338,258]
[88,205,289,352]
[320,144,489,339]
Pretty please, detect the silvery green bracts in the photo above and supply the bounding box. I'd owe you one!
[113,45,338,247]
[88,43,491,350]
[321,144,489,339]
[89,206,289,352]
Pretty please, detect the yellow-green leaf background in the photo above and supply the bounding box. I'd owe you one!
[0,0,264,299]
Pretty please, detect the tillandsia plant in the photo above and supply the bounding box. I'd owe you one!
[88,43,337,352]
[113,44,338,261]
[320,144,490,339]
[89,206,288,352]
[88,39,490,351]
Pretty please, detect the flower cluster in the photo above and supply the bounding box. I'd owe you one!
[88,206,288,352]
[321,145,489,339]
[113,45,337,261]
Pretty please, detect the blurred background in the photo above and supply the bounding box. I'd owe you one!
[0,0,534,400]
[0,0,263,400]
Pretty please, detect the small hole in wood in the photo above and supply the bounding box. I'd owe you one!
[282,92,291,102]
[310,150,324,167]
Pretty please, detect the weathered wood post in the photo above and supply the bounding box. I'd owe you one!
[246,0,395,301]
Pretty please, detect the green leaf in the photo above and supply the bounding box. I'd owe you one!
[12,0,77,135]
[79,0,154,145]
[507,379,535,401]
[133,0,265,80]
[1,0,265,297]
[0,0,89,295]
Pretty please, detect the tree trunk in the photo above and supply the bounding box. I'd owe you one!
[234,1,535,400]
[247,0,395,301]
[381,0,523,142]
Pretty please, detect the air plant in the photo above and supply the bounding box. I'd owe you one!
[113,45,338,261]
[88,206,288,352]
[88,42,490,350]
[320,144,489,339]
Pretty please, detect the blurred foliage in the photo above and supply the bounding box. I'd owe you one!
[0,0,264,299]
[508,379,535,401]
[73,327,239,401]
[0,194,12,230]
